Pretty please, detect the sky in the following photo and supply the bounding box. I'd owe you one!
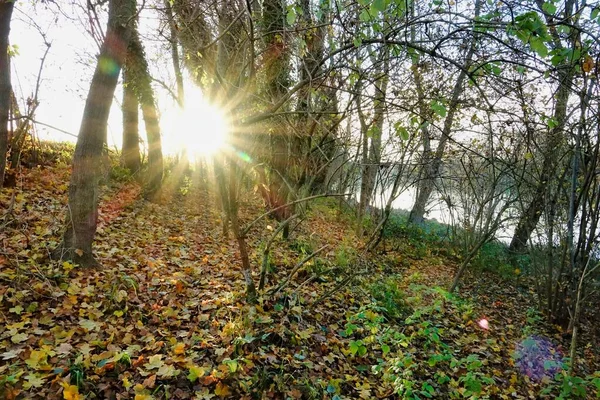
[8,1,524,234]
[11,3,98,143]
[10,1,218,157]
[8,1,466,224]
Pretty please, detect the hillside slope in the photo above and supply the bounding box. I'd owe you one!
[1,158,599,399]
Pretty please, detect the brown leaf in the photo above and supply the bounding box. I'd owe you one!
[143,374,156,389]
[582,55,594,73]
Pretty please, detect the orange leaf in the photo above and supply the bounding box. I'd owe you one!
[173,342,185,355]
[200,375,218,385]
[132,356,145,368]
[582,55,594,73]
[215,382,231,398]
[62,384,83,400]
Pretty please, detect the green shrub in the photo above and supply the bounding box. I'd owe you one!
[335,245,357,268]
[469,240,515,277]
[289,237,314,255]
[369,275,411,320]
[109,164,135,183]
[540,367,600,399]
[384,212,446,244]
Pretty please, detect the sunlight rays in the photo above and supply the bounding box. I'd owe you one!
[161,87,230,161]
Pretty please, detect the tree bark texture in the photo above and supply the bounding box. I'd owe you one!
[509,69,574,253]
[121,68,141,173]
[508,0,577,252]
[357,49,389,234]
[0,1,14,188]
[59,0,136,266]
[164,0,184,106]
[126,30,163,197]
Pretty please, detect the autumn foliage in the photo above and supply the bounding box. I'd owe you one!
[1,151,599,399]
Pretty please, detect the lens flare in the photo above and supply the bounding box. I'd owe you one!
[514,335,564,381]
[477,318,489,330]
[98,56,119,76]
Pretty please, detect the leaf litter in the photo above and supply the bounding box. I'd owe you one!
[1,162,599,399]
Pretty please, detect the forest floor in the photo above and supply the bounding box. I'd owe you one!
[1,153,599,399]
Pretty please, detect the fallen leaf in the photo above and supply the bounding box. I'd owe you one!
[215,382,231,398]
[173,342,185,355]
[144,354,164,370]
[11,333,29,344]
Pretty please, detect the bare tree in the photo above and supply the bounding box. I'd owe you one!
[0,0,14,188]
[55,0,136,266]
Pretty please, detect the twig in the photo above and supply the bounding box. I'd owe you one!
[258,213,298,290]
[271,244,329,295]
[242,193,350,236]
[11,116,77,138]
[310,273,355,308]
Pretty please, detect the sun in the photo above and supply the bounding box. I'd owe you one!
[161,88,229,161]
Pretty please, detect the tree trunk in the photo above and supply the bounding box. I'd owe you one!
[127,31,163,197]
[509,69,573,252]
[57,0,136,266]
[356,86,369,235]
[121,68,141,173]
[509,0,576,252]
[408,0,481,225]
[0,1,14,189]
[164,0,184,107]
[407,68,432,224]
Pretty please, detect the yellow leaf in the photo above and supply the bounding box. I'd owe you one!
[123,377,132,389]
[63,384,83,400]
[11,333,29,343]
[144,354,164,370]
[157,364,179,378]
[187,365,206,383]
[26,350,48,370]
[173,342,185,355]
[74,249,84,257]
[215,382,231,398]
[23,373,46,389]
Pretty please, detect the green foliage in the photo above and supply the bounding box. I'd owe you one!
[430,99,447,118]
[179,175,192,195]
[69,361,85,388]
[334,245,356,268]
[369,275,411,320]
[541,367,600,399]
[8,44,19,57]
[393,121,410,140]
[286,4,297,26]
[383,211,446,258]
[523,307,544,335]
[349,340,368,356]
[109,164,135,183]
[508,11,551,58]
[385,286,499,398]
[289,237,314,255]
[19,140,75,166]
[469,240,517,278]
